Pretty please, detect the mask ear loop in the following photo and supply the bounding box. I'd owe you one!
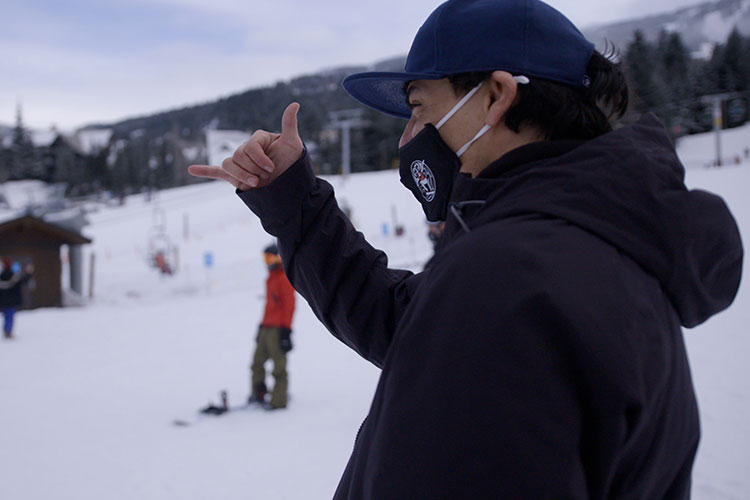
[435,82,485,130]
[439,75,531,157]
[456,125,491,158]
[436,75,529,131]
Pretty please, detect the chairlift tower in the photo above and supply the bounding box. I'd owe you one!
[700,91,743,167]
[327,109,370,176]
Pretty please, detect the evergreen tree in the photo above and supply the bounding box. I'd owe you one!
[0,147,11,182]
[357,109,401,172]
[625,31,669,124]
[657,30,693,132]
[685,60,714,133]
[702,29,750,129]
[721,29,747,92]
[658,31,690,91]
[10,105,36,179]
[721,29,750,127]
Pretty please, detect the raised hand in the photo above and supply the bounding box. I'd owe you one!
[188,102,304,191]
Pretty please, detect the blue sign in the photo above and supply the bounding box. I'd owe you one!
[204,252,214,268]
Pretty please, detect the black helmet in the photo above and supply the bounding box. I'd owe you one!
[263,243,279,255]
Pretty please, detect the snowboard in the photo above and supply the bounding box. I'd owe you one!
[172,390,266,427]
[171,404,264,427]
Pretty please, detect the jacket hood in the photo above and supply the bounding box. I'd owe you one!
[450,114,743,328]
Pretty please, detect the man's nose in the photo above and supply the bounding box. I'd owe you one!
[399,119,418,149]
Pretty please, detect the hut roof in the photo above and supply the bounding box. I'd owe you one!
[0,214,92,245]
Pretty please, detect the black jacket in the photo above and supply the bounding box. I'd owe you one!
[0,269,28,308]
[239,114,742,499]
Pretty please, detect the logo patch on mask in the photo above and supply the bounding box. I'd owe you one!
[410,160,436,202]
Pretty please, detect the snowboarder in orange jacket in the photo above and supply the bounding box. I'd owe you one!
[249,244,295,409]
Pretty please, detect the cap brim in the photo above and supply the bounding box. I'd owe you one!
[342,71,444,119]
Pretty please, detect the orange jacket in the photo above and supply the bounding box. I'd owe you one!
[262,267,295,329]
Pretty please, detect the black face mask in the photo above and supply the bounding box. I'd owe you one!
[398,124,461,222]
[398,81,495,222]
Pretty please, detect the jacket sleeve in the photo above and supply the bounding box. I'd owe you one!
[0,272,22,290]
[237,151,422,367]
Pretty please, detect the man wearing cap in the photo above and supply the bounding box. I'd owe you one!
[248,244,296,410]
[190,0,742,497]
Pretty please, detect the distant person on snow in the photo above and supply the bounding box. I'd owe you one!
[189,0,743,497]
[0,257,34,340]
[248,244,295,410]
[426,220,446,251]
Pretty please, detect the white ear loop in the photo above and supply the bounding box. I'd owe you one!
[456,125,492,157]
[439,75,531,158]
[435,82,485,130]
[436,75,529,130]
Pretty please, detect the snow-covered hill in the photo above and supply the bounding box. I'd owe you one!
[0,123,748,500]
[584,0,750,56]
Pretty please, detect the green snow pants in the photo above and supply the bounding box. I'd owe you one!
[251,326,288,408]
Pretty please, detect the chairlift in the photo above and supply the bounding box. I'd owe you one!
[147,207,175,275]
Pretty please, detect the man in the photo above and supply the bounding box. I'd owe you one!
[189,0,743,497]
[0,257,34,340]
[249,244,295,410]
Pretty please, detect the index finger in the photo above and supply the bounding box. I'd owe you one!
[188,164,223,179]
[188,164,253,191]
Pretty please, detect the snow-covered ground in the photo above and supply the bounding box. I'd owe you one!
[677,121,750,170]
[1,124,749,500]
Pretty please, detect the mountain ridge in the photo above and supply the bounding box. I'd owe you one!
[583,0,750,56]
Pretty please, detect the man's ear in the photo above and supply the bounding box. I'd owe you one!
[485,71,519,127]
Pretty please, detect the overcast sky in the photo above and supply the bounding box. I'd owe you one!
[2,0,700,130]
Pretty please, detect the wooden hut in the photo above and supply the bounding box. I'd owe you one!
[0,214,92,309]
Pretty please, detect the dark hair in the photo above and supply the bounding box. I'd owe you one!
[448,49,629,141]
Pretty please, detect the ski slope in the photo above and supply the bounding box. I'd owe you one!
[1,125,749,500]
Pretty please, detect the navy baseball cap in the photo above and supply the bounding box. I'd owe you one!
[343,0,595,119]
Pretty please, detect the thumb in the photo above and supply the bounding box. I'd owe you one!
[280,102,301,142]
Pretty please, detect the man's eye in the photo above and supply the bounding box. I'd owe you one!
[407,102,420,109]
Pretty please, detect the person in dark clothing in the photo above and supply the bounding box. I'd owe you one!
[188,0,743,498]
[426,220,446,250]
[249,244,296,410]
[0,257,34,339]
